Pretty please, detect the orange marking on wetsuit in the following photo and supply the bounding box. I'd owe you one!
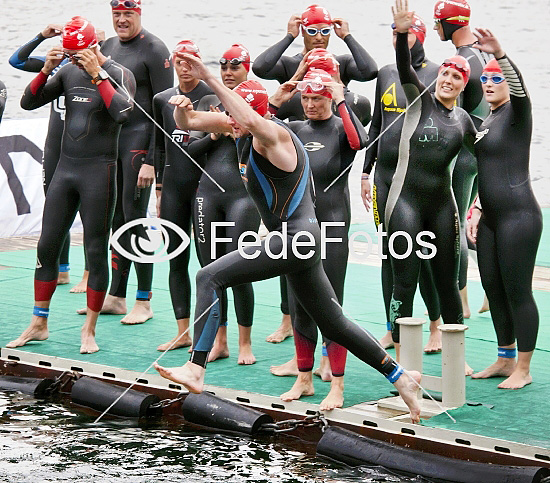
[279,161,305,218]
[268,177,278,213]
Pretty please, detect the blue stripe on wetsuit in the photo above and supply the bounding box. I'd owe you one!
[248,148,273,210]
[287,148,309,218]
[193,290,221,351]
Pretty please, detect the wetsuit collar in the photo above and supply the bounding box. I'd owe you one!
[119,28,144,44]
[434,97,454,116]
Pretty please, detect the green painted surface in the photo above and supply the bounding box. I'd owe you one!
[0,233,549,448]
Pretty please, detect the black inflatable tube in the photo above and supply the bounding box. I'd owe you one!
[181,392,273,435]
[0,375,54,398]
[316,426,550,483]
[71,376,160,418]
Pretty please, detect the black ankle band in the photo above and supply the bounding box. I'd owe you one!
[190,350,209,368]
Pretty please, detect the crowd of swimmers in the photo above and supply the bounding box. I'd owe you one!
[1,0,542,423]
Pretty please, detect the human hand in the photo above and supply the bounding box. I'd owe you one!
[41,24,63,38]
[73,49,101,78]
[155,188,162,217]
[137,164,155,189]
[466,208,482,244]
[324,81,345,103]
[332,18,350,39]
[174,52,213,81]
[391,0,413,33]
[269,81,297,107]
[287,14,302,38]
[472,28,505,59]
[42,46,65,74]
[361,178,372,211]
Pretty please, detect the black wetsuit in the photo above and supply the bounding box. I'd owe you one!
[362,40,442,328]
[152,81,213,321]
[474,56,542,353]
[286,101,368,376]
[21,60,135,311]
[188,118,403,388]
[101,29,173,301]
[0,81,6,120]
[386,33,476,342]
[452,45,491,290]
[9,34,71,268]
[191,94,261,329]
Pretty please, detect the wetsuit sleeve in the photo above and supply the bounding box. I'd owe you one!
[0,81,6,122]
[363,79,382,174]
[497,55,530,119]
[340,34,378,83]
[337,100,368,151]
[188,133,215,158]
[396,32,426,103]
[98,70,135,124]
[252,34,295,83]
[151,93,166,184]
[21,70,64,110]
[9,33,47,72]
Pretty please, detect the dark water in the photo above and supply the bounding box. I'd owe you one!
[0,391,430,482]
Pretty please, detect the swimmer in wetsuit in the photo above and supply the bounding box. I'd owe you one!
[7,16,135,354]
[360,14,443,353]
[190,44,261,365]
[467,30,542,389]
[434,0,491,318]
[152,52,422,424]
[267,68,368,410]
[90,0,173,324]
[152,40,213,352]
[0,81,5,119]
[389,0,476,368]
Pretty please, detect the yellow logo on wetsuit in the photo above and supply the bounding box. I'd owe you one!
[381,83,406,113]
[372,184,380,226]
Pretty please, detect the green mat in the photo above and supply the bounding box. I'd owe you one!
[0,236,549,448]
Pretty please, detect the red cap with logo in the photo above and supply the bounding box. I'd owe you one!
[306,48,339,77]
[439,55,471,84]
[297,68,333,99]
[221,44,251,72]
[483,58,502,73]
[409,13,427,44]
[111,0,142,15]
[433,0,470,25]
[301,4,332,26]
[234,80,269,116]
[173,40,201,60]
[62,16,98,50]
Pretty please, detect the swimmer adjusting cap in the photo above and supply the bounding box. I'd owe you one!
[221,44,251,72]
[483,58,502,73]
[301,4,332,26]
[234,80,269,116]
[306,48,339,77]
[62,16,98,50]
[173,40,201,59]
[111,0,142,15]
[440,55,471,84]
[433,0,470,25]
[298,68,333,99]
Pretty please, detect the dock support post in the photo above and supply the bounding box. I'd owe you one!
[397,318,425,399]
[439,324,469,408]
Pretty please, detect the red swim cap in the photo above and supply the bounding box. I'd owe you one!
[234,80,269,116]
[483,58,502,73]
[439,55,471,84]
[297,68,332,99]
[173,40,201,59]
[301,4,332,26]
[306,48,339,77]
[391,13,426,44]
[433,0,470,25]
[62,16,98,50]
[221,44,251,72]
[111,0,142,15]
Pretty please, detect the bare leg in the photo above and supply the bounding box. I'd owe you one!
[478,294,490,314]
[70,270,89,294]
[379,330,394,349]
[154,361,205,394]
[120,300,153,325]
[157,318,192,351]
[460,286,471,319]
[57,272,70,285]
[424,318,442,353]
[266,314,293,343]
[393,370,422,423]
[319,376,344,411]
[6,301,50,348]
[237,325,256,365]
[280,371,315,402]
[270,355,298,376]
[80,309,100,354]
[208,325,229,362]
[498,350,533,389]
[77,294,127,315]
[313,354,332,381]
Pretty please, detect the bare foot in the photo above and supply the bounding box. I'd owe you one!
[70,271,89,293]
[238,343,256,365]
[478,295,490,314]
[280,372,314,402]
[120,300,153,325]
[465,362,474,376]
[319,376,344,411]
[153,361,205,393]
[393,370,422,424]
[498,369,532,389]
[208,342,229,362]
[460,287,471,319]
[379,330,394,350]
[157,334,192,351]
[77,294,127,315]
[270,357,298,376]
[313,355,332,382]
[57,272,70,285]
[424,329,442,354]
[266,317,293,343]
[6,317,49,348]
[471,358,516,379]
[80,335,99,353]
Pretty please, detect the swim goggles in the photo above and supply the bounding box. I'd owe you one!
[110,0,139,8]
[441,59,469,74]
[302,26,332,36]
[480,74,505,84]
[296,79,326,92]
[219,58,247,66]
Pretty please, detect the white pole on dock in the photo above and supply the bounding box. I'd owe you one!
[439,324,469,408]
[397,317,425,399]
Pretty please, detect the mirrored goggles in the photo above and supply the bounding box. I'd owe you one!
[303,26,332,36]
[110,0,139,8]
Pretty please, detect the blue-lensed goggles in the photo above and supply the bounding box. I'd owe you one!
[480,74,505,84]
